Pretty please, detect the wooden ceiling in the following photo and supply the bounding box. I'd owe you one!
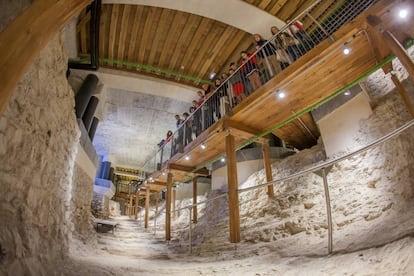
[76,0,346,87]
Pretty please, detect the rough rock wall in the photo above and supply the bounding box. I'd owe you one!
[0,30,80,276]
[173,50,414,257]
[71,164,95,242]
[91,192,106,218]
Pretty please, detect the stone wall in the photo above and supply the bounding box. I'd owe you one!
[0,32,80,273]
[0,5,86,272]
[71,164,95,243]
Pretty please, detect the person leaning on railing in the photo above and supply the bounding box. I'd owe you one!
[286,19,315,53]
[240,50,262,92]
[182,112,193,145]
[229,62,246,105]
[271,26,300,63]
[253,33,282,79]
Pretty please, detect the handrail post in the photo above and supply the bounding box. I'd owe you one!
[322,167,333,254]
[189,207,193,254]
[154,210,157,235]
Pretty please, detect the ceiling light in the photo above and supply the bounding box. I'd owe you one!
[399,8,408,19]
[209,72,216,80]
[185,155,190,161]
[277,91,286,99]
[343,47,350,55]
[221,157,226,163]
[200,143,206,149]
[344,91,351,96]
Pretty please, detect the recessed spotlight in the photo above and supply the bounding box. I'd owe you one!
[399,8,408,19]
[278,91,286,99]
[209,72,216,80]
[200,143,206,149]
[344,91,351,96]
[343,47,351,55]
[185,155,190,161]
[221,157,226,163]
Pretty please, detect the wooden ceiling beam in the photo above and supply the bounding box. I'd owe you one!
[147,8,173,67]
[194,167,210,176]
[177,17,213,77]
[167,14,201,74]
[269,0,289,17]
[188,22,223,78]
[276,0,302,21]
[126,6,144,69]
[168,163,195,172]
[137,6,157,64]
[196,25,236,79]
[157,11,187,69]
[108,4,120,66]
[116,4,132,68]
[99,5,111,62]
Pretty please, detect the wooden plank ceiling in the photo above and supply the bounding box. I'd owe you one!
[76,0,345,87]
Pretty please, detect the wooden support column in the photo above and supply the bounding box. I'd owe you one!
[391,73,414,118]
[134,193,139,220]
[145,187,150,228]
[0,0,92,115]
[193,176,198,223]
[262,142,275,197]
[165,172,172,240]
[128,194,133,218]
[382,30,414,83]
[225,134,240,243]
[172,188,176,219]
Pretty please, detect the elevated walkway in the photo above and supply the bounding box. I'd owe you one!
[147,0,412,184]
[138,0,414,243]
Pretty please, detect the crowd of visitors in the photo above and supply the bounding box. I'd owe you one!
[157,20,315,156]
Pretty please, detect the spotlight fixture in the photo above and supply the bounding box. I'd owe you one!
[398,8,408,19]
[185,155,190,161]
[200,143,206,149]
[221,157,226,163]
[343,43,351,56]
[277,91,286,99]
[344,91,351,96]
[209,72,216,80]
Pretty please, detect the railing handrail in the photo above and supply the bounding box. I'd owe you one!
[141,0,327,174]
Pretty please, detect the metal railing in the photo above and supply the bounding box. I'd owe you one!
[150,119,414,254]
[141,0,379,176]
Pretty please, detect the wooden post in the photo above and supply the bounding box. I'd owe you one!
[134,193,139,220]
[166,172,172,240]
[193,176,198,223]
[225,134,240,243]
[172,188,176,219]
[129,194,133,218]
[262,142,275,197]
[0,0,92,115]
[382,30,414,83]
[145,187,150,228]
[391,73,414,118]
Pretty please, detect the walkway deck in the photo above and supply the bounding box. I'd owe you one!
[148,0,412,186]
